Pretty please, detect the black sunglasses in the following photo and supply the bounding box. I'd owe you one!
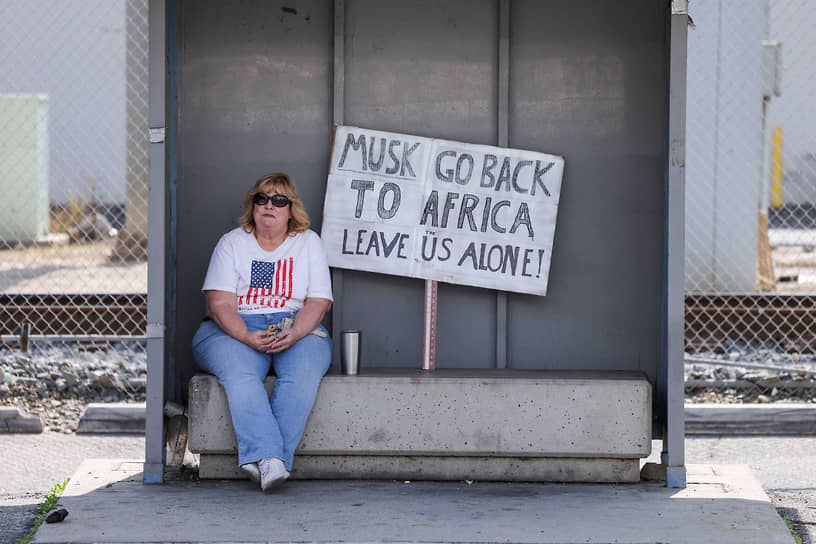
[252,193,291,207]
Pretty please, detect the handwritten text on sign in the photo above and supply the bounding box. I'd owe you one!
[321,126,565,295]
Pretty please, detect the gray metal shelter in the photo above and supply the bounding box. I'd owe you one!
[144,0,687,486]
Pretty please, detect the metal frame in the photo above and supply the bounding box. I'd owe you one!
[145,0,688,483]
[422,279,437,370]
[331,0,345,368]
[1,335,146,343]
[662,0,688,488]
[495,0,510,369]
[165,0,181,408]
[144,0,167,485]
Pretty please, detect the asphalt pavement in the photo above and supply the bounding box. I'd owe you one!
[0,433,813,543]
[685,435,816,544]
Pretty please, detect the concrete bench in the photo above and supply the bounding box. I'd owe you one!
[188,369,652,483]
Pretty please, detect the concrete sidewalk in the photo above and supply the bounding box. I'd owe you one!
[33,460,792,544]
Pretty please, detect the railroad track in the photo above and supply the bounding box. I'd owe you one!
[1,293,815,348]
[685,293,816,350]
[0,294,147,337]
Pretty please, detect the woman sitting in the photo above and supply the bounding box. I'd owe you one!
[192,172,333,491]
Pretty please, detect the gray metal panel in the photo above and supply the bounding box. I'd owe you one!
[175,0,333,380]
[144,0,166,485]
[331,0,345,368]
[173,0,670,383]
[664,0,688,486]
[341,0,499,368]
[507,1,667,380]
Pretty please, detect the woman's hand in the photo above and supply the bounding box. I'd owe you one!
[265,328,304,353]
[238,327,298,354]
[243,329,281,353]
[205,291,331,354]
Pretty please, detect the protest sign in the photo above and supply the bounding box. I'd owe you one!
[321,126,564,295]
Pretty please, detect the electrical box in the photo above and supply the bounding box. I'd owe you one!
[762,40,782,99]
[0,94,50,243]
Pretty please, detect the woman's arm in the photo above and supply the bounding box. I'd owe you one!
[205,290,276,353]
[267,297,332,353]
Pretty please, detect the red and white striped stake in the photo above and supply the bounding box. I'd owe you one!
[422,279,438,370]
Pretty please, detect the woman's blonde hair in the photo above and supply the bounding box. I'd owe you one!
[238,173,310,235]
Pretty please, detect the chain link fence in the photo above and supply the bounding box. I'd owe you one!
[2,1,815,411]
[685,0,816,403]
[0,1,148,424]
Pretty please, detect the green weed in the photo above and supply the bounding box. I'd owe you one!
[17,479,69,544]
[783,515,803,544]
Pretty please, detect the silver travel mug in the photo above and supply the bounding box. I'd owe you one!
[341,330,361,375]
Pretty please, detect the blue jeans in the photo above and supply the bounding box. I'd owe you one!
[191,312,332,470]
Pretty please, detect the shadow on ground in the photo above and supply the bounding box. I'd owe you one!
[0,496,41,544]
[32,461,794,544]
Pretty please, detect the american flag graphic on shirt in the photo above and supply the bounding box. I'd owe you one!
[239,258,294,308]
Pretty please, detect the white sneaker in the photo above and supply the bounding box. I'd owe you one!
[259,457,288,491]
[240,462,260,483]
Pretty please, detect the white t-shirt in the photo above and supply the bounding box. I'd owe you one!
[202,228,333,314]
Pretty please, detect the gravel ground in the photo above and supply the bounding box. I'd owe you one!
[0,342,146,432]
[4,339,815,422]
[685,344,816,404]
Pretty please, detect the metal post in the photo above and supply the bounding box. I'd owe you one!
[331,0,345,369]
[143,0,167,484]
[760,99,770,212]
[771,127,783,208]
[19,322,31,353]
[422,279,437,370]
[663,0,688,488]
